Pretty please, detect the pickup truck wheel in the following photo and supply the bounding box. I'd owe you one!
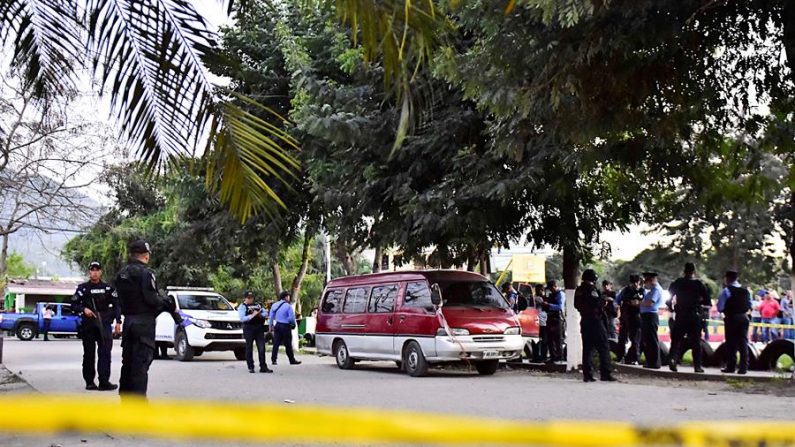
[174,330,194,361]
[403,341,429,377]
[234,348,246,361]
[475,359,500,376]
[16,324,35,341]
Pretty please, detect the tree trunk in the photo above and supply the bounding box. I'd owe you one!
[372,246,383,273]
[271,262,283,296]
[290,232,312,316]
[562,245,580,290]
[562,244,582,372]
[478,252,491,276]
[0,233,8,280]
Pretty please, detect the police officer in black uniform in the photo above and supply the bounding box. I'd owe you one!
[115,240,180,398]
[574,269,616,382]
[616,274,643,365]
[718,270,751,374]
[71,261,122,391]
[667,262,711,373]
[239,291,272,374]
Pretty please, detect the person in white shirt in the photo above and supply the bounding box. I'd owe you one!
[42,306,54,341]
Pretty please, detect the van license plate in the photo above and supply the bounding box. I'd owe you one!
[483,351,499,359]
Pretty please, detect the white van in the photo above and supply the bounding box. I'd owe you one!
[155,287,245,361]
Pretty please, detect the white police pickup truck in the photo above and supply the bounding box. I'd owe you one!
[155,287,245,361]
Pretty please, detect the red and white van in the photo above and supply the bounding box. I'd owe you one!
[316,270,524,376]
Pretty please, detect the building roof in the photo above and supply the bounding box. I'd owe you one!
[5,278,81,295]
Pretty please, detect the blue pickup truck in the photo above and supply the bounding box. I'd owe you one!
[0,302,80,340]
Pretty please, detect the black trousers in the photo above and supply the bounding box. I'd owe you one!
[580,316,612,378]
[119,316,155,398]
[547,313,563,361]
[271,323,296,363]
[243,324,268,370]
[43,319,51,340]
[81,321,113,384]
[537,325,548,362]
[724,314,750,372]
[619,314,642,364]
[669,313,703,368]
[641,313,660,368]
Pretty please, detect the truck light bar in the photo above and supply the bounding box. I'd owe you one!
[166,286,215,292]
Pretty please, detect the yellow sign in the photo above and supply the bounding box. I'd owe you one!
[511,254,546,283]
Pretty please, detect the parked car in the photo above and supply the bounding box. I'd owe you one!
[155,287,246,361]
[0,302,79,340]
[316,270,524,377]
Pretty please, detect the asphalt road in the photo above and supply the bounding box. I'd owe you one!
[1,337,793,446]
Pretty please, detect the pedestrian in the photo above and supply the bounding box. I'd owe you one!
[269,291,301,366]
[750,292,763,342]
[541,280,564,363]
[71,261,122,391]
[615,274,643,365]
[114,240,181,398]
[239,291,272,374]
[717,270,752,374]
[533,284,548,362]
[502,283,519,312]
[602,280,618,342]
[640,272,663,369]
[781,291,793,340]
[667,262,710,373]
[42,306,53,341]
[759,291,780,343]
[574,269,616,382]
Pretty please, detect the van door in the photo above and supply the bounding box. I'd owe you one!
[394,281,437,358]
[365,284,400,357]
[155,294,178,343]
[340,287,369,355]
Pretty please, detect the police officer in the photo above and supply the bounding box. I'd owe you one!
[541,280,564,364]
[269,291,301,366]
[717,270,752,374]
[115,240,179,398]
[668,262,711,373]
[238,291,272,374]
[640,272,663,369]
[574,269,616,382]
[71,261,122,391]
[615,274,643,365]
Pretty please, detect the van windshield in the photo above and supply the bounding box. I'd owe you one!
[438,281,509,309]
[177,294,234,311]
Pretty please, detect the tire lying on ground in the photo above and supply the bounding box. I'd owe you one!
[757,339,795,371]
[711,342,762,370]
[659,343,670,365]
[675,338,715,366]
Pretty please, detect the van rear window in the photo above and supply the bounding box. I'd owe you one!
[369,285,398,313]
[322,289,344,314]
[343,288,369,314]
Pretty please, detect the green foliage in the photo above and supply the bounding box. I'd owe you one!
[5,251,34,279]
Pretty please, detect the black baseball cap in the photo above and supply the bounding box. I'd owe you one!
[129,240,151,254]
[244,291,255,298]
[642,272,658,279]
[88,261,102,270]
[581,269,598,282]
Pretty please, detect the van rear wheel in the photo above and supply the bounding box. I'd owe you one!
[334,340,355,369]
[475,360,500,376]
[403,341,429,377]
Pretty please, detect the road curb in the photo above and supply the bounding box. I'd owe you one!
[613,364,784,382]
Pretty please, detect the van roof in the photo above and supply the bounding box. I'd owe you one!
[326,270,489,288]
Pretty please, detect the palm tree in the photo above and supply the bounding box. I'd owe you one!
[0,0,446,220]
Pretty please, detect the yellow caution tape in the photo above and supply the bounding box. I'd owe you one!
[1,394,795,446]
[706,319,795,330]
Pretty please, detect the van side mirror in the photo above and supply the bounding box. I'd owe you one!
[430,283,442,307]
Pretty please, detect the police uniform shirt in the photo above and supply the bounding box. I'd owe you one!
[72,281,122,324]
[668,277,710,314]
[114,260,165,317]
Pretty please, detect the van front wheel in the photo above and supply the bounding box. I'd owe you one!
[403,341,429,377]
[334,340,355,370]
[475,360,500,376]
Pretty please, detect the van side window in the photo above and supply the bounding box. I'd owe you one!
[343,287,369,314]
[322,289,344,314]
[369,285,398,313]
[404,282,432,308]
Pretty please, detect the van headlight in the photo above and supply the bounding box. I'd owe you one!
[192,319,212,329]
[436,328,470,336]
[504,327,521,335]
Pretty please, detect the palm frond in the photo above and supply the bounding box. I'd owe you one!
[0,0,82,100]
[86,0,217,169]
[205,94,301,222]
